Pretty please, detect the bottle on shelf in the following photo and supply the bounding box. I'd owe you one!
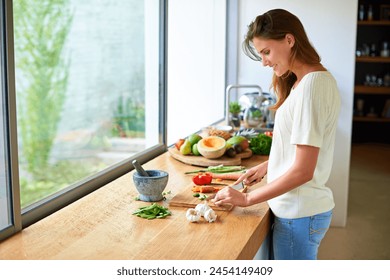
[367,5,373,21]
[370,43,377,56]
[380,41,389,57]
[359,4,365,21]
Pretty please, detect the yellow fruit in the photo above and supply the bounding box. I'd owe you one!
[180,139,192,155]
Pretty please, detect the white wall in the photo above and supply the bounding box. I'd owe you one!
[237,0,358,227]
[167,0,226,145]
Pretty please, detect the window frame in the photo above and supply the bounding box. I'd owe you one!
[0,0,168,240]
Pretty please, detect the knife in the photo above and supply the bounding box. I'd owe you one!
[230,181,245,191]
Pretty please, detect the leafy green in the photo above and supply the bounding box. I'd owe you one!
[249,134,272,155]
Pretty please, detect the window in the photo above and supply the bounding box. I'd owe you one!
[0,33,10,232]
[1,0,228,241]
[1,0,166,240]
[13,0,162,209]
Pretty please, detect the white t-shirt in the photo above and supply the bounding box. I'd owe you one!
[267,71,341,219]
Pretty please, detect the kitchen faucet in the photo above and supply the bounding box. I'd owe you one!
[225,84,262,125]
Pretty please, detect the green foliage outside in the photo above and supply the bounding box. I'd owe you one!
[111,96,145,138]
[14,0,73,177]
[14,0,75,206]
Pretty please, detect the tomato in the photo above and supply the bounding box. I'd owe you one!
[264,131,273,137]
[192,173,213,185]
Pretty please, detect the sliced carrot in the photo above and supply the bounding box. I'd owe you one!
[209,172,242,181]
[199,186,216,193]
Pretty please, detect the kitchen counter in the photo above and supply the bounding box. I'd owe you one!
[0,150,271,260]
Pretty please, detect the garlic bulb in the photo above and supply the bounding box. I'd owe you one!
[195,203,211,217]
[204,208,217,223]
[186,208,201,223]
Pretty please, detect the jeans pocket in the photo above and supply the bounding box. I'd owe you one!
[309,210,332,245]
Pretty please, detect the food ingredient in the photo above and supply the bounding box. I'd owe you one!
[249,133,272,155]
[180,139,192,155]
[239,138,249,150]
[175,139,185,150]
[197,136,226,159]
[186,204,217,223]
[192,173,213,185]
[264,131,273,137]
[226,135,246,147]
[204,208,217,223]
[185,165,245,174]
[188,133,202,145]
[132,203,171,219]
[225,147,237,158]
[234,128,258,138]
[186,208,201,222]
[195,203,211,216]
[226,135,249,152]
[191,143,201,156]
[192,185,218,193]
[207,172,243,181]
[207,128,232,140]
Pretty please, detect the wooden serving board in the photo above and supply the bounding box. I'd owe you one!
[169,183,248,212]
[168,147,252,167]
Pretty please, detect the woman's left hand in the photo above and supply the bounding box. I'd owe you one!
[212,186,248,207]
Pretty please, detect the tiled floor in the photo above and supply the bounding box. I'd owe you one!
[318,143,390,259]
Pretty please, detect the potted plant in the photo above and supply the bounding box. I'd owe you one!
[229,101,242,128]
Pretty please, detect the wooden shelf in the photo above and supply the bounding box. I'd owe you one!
[357,20,390,26]
[353,116,390,122]
[355,85,390,94]
[356,56,390,63]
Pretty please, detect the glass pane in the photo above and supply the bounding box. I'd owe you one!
[167,0,226,145]
[13,0,160,208]
[1,38,11,230]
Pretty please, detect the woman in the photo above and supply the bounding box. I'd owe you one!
[213,9,341,260]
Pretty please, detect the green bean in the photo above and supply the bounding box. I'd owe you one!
[184,165,245,174]
[132,203,171,219]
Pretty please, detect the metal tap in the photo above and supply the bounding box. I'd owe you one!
[225,84,262,125]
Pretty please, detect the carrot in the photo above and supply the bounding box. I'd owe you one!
[192,185,226,193]
[199,186,215,193]
[208,172,242,181]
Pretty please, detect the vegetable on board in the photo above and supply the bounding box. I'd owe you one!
[192,173,213,185]
[185,165,245,174]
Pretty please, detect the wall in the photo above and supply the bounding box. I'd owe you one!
[237,0,358,226]
[167,0,226,145]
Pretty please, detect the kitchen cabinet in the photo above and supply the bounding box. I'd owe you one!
[353,0,390,143]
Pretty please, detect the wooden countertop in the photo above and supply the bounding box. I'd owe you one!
[0,150,271,260]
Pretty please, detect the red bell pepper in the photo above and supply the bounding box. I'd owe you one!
[192,172,213,185]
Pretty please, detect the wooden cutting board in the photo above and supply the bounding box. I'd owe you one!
[168,147,252,167]
[169,183,248,211]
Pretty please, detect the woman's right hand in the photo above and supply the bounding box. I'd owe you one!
[233,162,268,187]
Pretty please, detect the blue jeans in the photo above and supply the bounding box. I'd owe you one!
[271,210,332,260]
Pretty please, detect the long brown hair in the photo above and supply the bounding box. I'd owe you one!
[243,9,321,109]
